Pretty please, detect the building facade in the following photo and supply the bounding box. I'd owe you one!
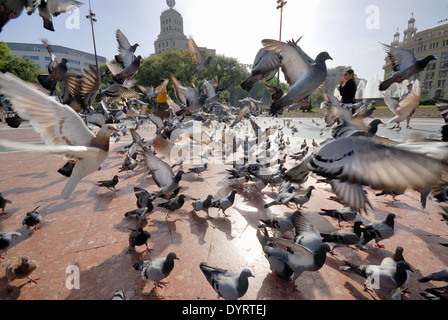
[382,15,448,99]
[6,42,106,75]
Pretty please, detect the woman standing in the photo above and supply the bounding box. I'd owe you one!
[338,69,357,104]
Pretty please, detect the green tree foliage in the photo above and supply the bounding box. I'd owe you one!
[0,41,42,83]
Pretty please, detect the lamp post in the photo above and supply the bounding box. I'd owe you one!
[276,0,287,86]
[86,0,99,74]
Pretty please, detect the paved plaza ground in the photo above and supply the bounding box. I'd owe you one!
[0,116,447,302]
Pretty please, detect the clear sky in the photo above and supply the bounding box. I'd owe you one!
[1,0,447,81]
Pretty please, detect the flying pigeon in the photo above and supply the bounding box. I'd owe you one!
[140,146,185,199]
[379,43,436,91]
[133,252,179,288]
[188,37,213,75]
[170,74,213,114]
[339,260,414,300]
[0,192,12,214]
[106,55,142,85]
[383,92,420,128]
[199,262,254,300]
[96,175,119,192]
[192,194,214,219]
[35,0,83,32]
[37,39,68,94]
[356,213,396,249]
[0,72,119,199]
[0,231,22,259]
[22,206,43,231]
[211,189,238,217]
[262,38,332,115]
[240,48,282,92]
[114,29,139,68]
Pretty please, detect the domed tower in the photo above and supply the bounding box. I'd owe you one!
[403,13,417,43]
[154,0,188,55]
[391,28,400,46]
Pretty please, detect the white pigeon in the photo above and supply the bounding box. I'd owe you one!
[0,72,118,199]
[383,92,420,126]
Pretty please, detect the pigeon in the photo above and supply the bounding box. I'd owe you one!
[125,197,154,224]
[418,268,448,283]
[290,185,315,209]
[258,210,302,234]
[0,73,119,199]
[262,38,332,115]
[5,256,39,293]
[188,37,212,75]
[380,246,410,297]
[261,236,333,290]
[133,252,179,288]
[22,206,43,231]
[240,48,282,92]
[263,182,296,209]
[187,163,208,175]
[318,207,357,227]
[110,288,127,300]
[211,190,238,217]
[0,0,33,33]
[0,192,12,214]
[256,227,294,280]
[140,146,185,199]
[0,231,22,259]
[320,220,364,249]
[114,29,139,68]
[339,260,414,300]
[357,213,396,249]
[383,92,420,127]
[192,194,214,219]
[35,0,83,32]
[57,160,76,177]
[157,194,187,218]
[291,210,324,252]
[199,262,254,300]
[128,226,151,253]
[96,175,119,192]
[106,54,142,85]
[420,286,448,300]
[379,43,436,91]
[37,39,68,94]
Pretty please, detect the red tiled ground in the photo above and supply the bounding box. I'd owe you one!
[0,120,447,300]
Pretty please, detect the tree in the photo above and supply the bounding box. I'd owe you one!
[0,41,42,83]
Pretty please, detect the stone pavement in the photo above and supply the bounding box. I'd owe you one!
[0,119,447,301]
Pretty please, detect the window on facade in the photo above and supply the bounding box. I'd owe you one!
[440,70,448,78]
[427,81,433,88]
[438,79,447,87]
[426,72,435,79]
[435,90,443,98]
[23,55,39,60]
[441,61,448,69]
[442,51,448,60]
[427,63,436,70]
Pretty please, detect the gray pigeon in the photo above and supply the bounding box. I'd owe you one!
[114,29,139,68]
[418,268,448,283]
[0,192,12,214]
[187,163,208,175]
[318,207,357,227]
[240,48,282,92]
[261,236,333,290]
[188,37,212,76]
[37,39,68,94]
[0,231,22,258]
[22,206,43,231]
[192,194,214,218]
[262,38,332,115]
[36,0,83,32]
[256,227,294,280]
[106,55,142,85]
[199,262,254,300]
[379,43,436,91]
[320,220,364,249]
[211,190,238,217]
[292,210,323,252]
[170,75,213,114]
[133,252,179,288]
[356,214,396,249]
[258,210,301,234]
[339,260,414,300]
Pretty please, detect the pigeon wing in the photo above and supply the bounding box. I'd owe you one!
[381,43,417,72]
[141,147,175,188]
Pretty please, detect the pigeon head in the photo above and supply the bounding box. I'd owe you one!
[178,195,186,200]
[397,261,414,273]
[167,252,179,261]
[60,58,69,65]
[316,51,333,62]
[241,269,255,279]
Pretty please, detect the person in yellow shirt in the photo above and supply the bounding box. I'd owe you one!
[156,79,170,119]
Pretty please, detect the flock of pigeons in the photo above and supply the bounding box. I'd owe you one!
[0,18,447,300]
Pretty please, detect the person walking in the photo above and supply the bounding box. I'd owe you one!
[400,83,415,129]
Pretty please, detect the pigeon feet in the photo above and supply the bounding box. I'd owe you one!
[155,281,168,288]
[375,243,385,249]
[28,277,39,284]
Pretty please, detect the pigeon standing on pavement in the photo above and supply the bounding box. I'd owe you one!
[96,175,120,192]
[133,252,179,288]
[258,210,301,234]
[192,194,214,219]
[211,190,238,218]
[379,43,436,91]
[187,163,208,175]
[318,207,357,227]
[5,256,39,293]
[22,206,43,231]
[339,260,414,300]
[0,192,12,214]
[320,221,364,249]
[128,226,151,253]
[199,262,254,300]
[381,246,411,298]
[157,195,187,218]
[357,213,396,249]
[418,268,448,283]
[0,231,22,259]
[0,72,118,200]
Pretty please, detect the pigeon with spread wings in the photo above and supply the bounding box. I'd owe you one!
[188,37,212,76]
[0,72,118,199]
